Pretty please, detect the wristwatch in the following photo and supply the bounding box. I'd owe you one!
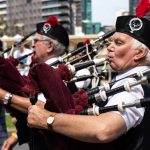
[47,115,55,128]
[3,92,13,105]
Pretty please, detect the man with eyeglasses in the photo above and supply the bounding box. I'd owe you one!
[0,16,70,150]
[32,18,68,65]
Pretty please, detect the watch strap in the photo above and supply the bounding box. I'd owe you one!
[47,113,57,129]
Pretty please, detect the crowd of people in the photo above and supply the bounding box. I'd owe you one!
[0,12,150,150]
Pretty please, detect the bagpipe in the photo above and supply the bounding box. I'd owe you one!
[18,51,35,62]
[6,51,35,67]
[67,39,110,65]
[0,29,114,118]
[69,58,107,73]
[0,56,40,145]
[0,27,114,108]
[61,58,107,77]
[0,31,41,146]
[80,97,150,115]
[46,30,115,87]
[47,40,111,84]
[0,54,81,148]
[1,28,114,87]
[2,29,113,81]
[0,29,114,115]
[49,29,115,66]
[68,72,107,84]
[88,74,150,104]
[71,69,150,113]
[87,69,150,95]
[42,57,109,91]
[0,30,36,69]
[0,31,36,57]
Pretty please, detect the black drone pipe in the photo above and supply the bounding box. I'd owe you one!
[69,51,96,65]
[68,73,105,83]
[49,29,115,66]
[67,58,106,75]
[88,75,150,104]
[1,31,36,56]
[80,97,150,115]
[87,69,150,95]
[18,51,35,61]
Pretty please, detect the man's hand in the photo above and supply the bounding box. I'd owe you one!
[27,105,50,129]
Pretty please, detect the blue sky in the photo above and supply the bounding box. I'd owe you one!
[92,0,129,26]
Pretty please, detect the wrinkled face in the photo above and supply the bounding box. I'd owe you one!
[107,32,137,72]
[32,33,50,62]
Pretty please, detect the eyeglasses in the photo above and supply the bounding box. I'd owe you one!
[33,39,50,44]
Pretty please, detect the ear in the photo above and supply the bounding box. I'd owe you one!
[134,47,148,61]
[46,42,54,53]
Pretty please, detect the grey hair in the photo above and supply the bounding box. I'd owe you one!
[43,36,67,56]
[131,38,150,65]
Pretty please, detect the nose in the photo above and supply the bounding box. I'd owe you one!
[32,39,36,48]
[32,39,37,47]
[107,42,114,52]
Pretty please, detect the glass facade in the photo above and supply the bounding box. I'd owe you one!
[81,0,92,34]
[92,22,101,34]
[129,0,139,15]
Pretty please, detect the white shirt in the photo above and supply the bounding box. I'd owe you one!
[13,48,32,76]
[13,48,32,65]
[45,57,58,67]
[106,66,150,131]
[75,68,91,89]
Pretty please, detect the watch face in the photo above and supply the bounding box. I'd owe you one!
[47,116,54,125]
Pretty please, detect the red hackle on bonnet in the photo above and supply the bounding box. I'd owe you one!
[136,0,150,17]
[45,15,59,27]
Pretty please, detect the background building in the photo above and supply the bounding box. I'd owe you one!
[129,0,139,15]
[72,0,82,34]
[92,22,102,34]
[0,0,111,36]
[6,0,42,36]
[81,0,92,34]
[0,0,7,36]
[41,0,74,34]
[0,0,7,21]
[0,0,75,36]
[81,0,102,35]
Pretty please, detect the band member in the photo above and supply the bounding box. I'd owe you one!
[0,15,70,149]
[27,15,150,150]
